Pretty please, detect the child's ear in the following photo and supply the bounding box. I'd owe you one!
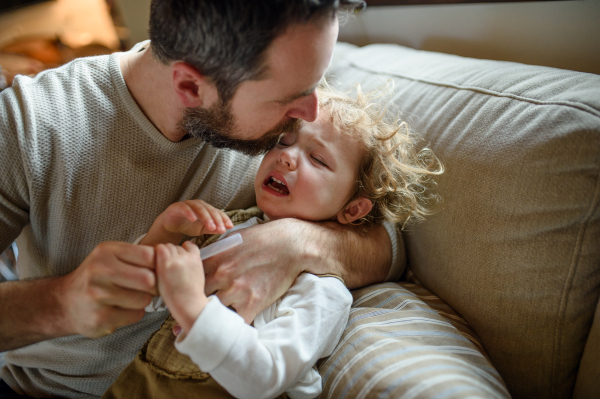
[171,62,219,108]
[337,197,373,224]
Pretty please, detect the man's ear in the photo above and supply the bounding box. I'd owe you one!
[171,62,218,108]
[337,197,373,224]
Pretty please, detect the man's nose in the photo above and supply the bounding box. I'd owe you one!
[285,90,319,122]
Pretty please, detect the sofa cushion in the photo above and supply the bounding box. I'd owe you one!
[319,281,510,398]
[574,297,600,398]
[327,42,600,398]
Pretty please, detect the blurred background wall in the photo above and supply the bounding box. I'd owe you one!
[1,0,598,77]
[115,0,600,75]
[337,0,600,75]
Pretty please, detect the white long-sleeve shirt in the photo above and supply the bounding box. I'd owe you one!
[177,275,350,399]
[174,218,352,399]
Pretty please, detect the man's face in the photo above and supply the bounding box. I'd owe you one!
[180,16,339,155]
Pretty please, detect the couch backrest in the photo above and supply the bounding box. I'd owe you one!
[327,42,600,399]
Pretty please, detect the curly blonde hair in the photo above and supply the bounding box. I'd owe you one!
[318,83,444,229]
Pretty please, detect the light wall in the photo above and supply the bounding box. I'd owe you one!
[114,0,600,75]
[0,0,119,49]
[339,0,600,74]
[113,0,151,48]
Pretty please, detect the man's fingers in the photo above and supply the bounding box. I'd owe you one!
[107,241,155,269]
[107,262,157,295]
[101,308,146,336]
[74,302,147,339]
[201,256,218,280]
[213,286,236,307]
[203,266,228,296]
[228,301,259,325]
[100,285,153,310]
[214,285,260,324]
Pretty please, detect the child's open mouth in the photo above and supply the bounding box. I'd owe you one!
[264,176,289,195]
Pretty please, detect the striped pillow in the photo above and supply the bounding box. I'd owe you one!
[318,280,510,398]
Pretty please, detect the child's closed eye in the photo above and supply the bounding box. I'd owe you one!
[311,155,327,167]
[277,134,292,147]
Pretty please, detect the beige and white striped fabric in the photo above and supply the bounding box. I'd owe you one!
[318,278,510,398]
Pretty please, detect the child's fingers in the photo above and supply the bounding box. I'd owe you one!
[155,244,169,267]
[186,201,228,233]
[181,240,201,257]
[219,210,234,229]
[172,323,182,337]
[203,206,232,233]
[169,202,198,223]
[182,204,199,223]
[156,244,179,267]
[177,200,233,234]
[186,201,218,231]
[203,203,233,231]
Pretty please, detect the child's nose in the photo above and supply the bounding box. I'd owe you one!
[279,148,297,170]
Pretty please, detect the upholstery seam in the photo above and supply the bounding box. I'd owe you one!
[551,147,600,399]
[342,59,600,119]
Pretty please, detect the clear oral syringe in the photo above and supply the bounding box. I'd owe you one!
[200,233,243,260]
[144,233,243,312]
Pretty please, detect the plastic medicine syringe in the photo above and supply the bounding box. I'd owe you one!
[144,233,243,312]
[200,233,243,260]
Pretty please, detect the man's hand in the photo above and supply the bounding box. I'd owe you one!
[201,218,391,324]
[141,200,233,246]
[58,241,158,338]
[202,219,308,324]
[0,241,158,351]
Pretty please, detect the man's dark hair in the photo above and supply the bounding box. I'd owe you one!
[149,0,365,102]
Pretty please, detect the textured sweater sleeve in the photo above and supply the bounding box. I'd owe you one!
[175,274,352,399]
[0,88,30,252]
[383,220,406,282]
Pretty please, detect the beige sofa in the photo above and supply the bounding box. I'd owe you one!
[319,42,600,399]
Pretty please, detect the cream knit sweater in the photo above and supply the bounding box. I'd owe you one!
[0,44,260,398]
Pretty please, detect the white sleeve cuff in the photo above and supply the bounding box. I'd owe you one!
[382,220,405,282]
[175,296,245,371]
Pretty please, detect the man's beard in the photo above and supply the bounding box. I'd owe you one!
[179,100,301,156]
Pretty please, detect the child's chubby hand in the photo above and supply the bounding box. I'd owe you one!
[160,200,233,236]
[142,200,233,246]
[155,241,210,335]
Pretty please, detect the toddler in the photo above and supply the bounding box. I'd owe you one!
[103,85,443,399]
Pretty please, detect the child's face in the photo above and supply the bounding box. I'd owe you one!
[255,113,364,222]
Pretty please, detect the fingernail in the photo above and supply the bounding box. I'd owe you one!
[173,324,182,336]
